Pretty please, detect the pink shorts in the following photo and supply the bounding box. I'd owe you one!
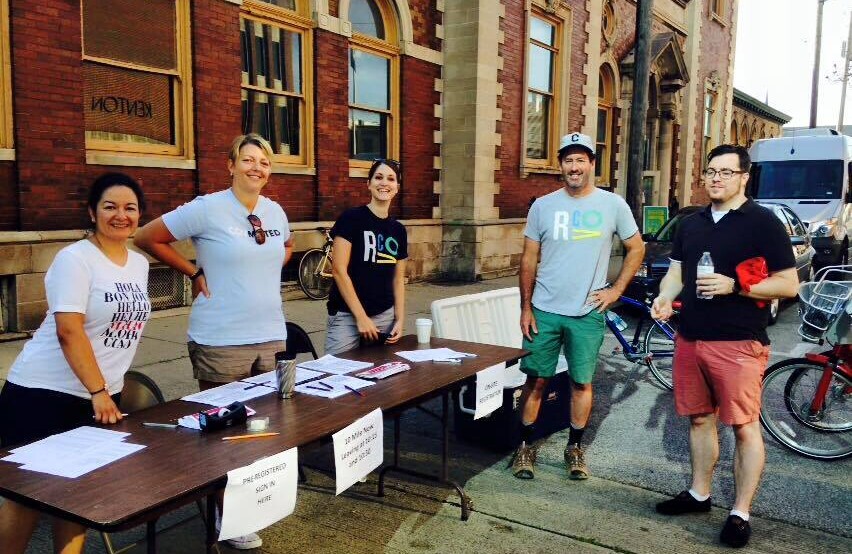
[672,337,770,425]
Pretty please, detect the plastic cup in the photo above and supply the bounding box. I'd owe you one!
[415,318,433,344]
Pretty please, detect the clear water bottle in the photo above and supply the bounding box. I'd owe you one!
[605,310,628,332]
[696,251,714,300]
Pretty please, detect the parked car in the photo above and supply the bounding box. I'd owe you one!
[625,202,814,324]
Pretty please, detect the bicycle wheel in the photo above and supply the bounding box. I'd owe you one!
[643,318,676,391]
[760,358,852,460]
[298,249,333,300]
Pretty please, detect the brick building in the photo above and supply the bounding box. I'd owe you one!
[0,0,740,332]
[730,87,791,147]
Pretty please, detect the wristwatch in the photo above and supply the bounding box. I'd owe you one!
[190,267,204,281]
[731,278,742,295]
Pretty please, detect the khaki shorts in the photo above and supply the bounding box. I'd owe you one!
[672,336,769,425]
[188,340,286,383]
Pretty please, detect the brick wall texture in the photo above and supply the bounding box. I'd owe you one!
[495,0,591,220]
[0,0,440,231]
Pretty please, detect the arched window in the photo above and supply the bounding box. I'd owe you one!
[740,122,748,146]
[730,121,738,146]
[348,0,399,167]
[240,0,314,167]
[596,64,616,185]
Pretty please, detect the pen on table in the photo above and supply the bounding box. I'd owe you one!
[222,432,280,441]
[344,385,364,397]
[314,380,334,390]
[435,358,462,364]
[306,384,331,392]
[143,422,178,429]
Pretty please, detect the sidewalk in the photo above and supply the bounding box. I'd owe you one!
[2,277,850,553]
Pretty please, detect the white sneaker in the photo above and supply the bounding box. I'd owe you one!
[224,533,263,550]
[215,511,263,550]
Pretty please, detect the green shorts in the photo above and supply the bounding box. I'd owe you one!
[520,307,605,384]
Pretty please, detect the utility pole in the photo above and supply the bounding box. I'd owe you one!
[810,0,827,128]
[626,0,654,222]
[838,11,852,132]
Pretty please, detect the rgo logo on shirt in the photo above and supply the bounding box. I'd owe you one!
[363,231,400,264]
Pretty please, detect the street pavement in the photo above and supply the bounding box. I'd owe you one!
[0,277,849,553]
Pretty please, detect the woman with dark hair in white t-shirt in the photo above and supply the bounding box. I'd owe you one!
[0,173,150,554]
[134,134,293,550]
[325,159,408,354]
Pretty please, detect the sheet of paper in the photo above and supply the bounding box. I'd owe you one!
[294,374,375,399]
[474,362,506,420]
[20,442,146,478]
[4,426,131,463]
[241,367,325,387]
[332,408,383,495]
[180,381,275,406]
[219,448,298,542]
[394,348,477,363]
[296,354,373,375]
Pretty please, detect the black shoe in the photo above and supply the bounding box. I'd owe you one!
[720,515,751,548]
[655,490,712,515]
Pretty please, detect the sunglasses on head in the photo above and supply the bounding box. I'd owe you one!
[247,214,266,245]
[371,158,401,175]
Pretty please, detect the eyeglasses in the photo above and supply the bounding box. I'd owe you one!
[247,214,266,245]
[703,168,746,180]
[371,158,401,175]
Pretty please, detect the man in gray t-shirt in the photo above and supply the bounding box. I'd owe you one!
[512,132,644,481]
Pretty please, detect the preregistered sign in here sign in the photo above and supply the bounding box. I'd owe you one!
[332,408,384,495]
[219,447,298,542]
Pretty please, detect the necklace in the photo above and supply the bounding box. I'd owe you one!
[90,233,127,265]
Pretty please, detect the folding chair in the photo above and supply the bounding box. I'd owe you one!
[286,321,319,360]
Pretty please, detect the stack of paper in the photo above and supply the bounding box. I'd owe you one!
[296,354,374,375]
[295,374,375,399]
[394,348,477,363]
[1,426,146,478]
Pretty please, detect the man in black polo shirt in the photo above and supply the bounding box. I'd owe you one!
[650,144,798,548]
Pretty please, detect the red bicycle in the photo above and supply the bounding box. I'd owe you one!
[759,266,852,460]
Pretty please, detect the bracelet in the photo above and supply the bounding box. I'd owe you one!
[190,267,204,281]
[89,384,108,397]
[732,278,742,295]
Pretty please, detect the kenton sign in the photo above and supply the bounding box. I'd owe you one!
[90,96,154,119]
[83,63,173,144]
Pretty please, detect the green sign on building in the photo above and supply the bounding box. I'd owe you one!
[643,206,669,235]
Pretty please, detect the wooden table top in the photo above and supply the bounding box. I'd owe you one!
[0,336,526,531]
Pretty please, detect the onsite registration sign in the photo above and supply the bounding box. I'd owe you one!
[474,362,506,419]
[219,448,299,542]
[333,408,384,495]
[643,206,669,235]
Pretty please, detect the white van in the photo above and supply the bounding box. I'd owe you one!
[749,130,852,269]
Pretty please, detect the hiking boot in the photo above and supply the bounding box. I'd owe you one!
[511,442,536,479]
[564,445,589,480]
[720,515,751,548]
[655,490,712,515]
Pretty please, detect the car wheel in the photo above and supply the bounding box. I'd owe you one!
[768,298,780,326]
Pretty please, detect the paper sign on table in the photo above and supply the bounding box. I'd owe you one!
[332,408,383,495]
[474,362,506,420]
[218,448,298,542]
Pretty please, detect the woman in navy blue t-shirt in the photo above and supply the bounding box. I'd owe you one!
[325,159,408,354]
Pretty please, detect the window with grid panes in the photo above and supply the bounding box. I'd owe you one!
[81,0,191,156]
[348,0,399,165]
[596,66,616,185]
[526,12,560,165]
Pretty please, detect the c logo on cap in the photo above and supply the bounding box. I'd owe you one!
[571,134,580,142]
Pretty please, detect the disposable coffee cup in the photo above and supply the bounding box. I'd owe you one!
[274,351,297,399]
[415,318,433,344]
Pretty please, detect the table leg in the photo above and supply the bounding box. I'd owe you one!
[206,494,217,554]
[376,390,473,520]
[146,519,157,554]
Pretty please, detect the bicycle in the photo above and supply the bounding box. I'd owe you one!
[759,265,852,460]
[606,294,680,390]
[298,228,333,300]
